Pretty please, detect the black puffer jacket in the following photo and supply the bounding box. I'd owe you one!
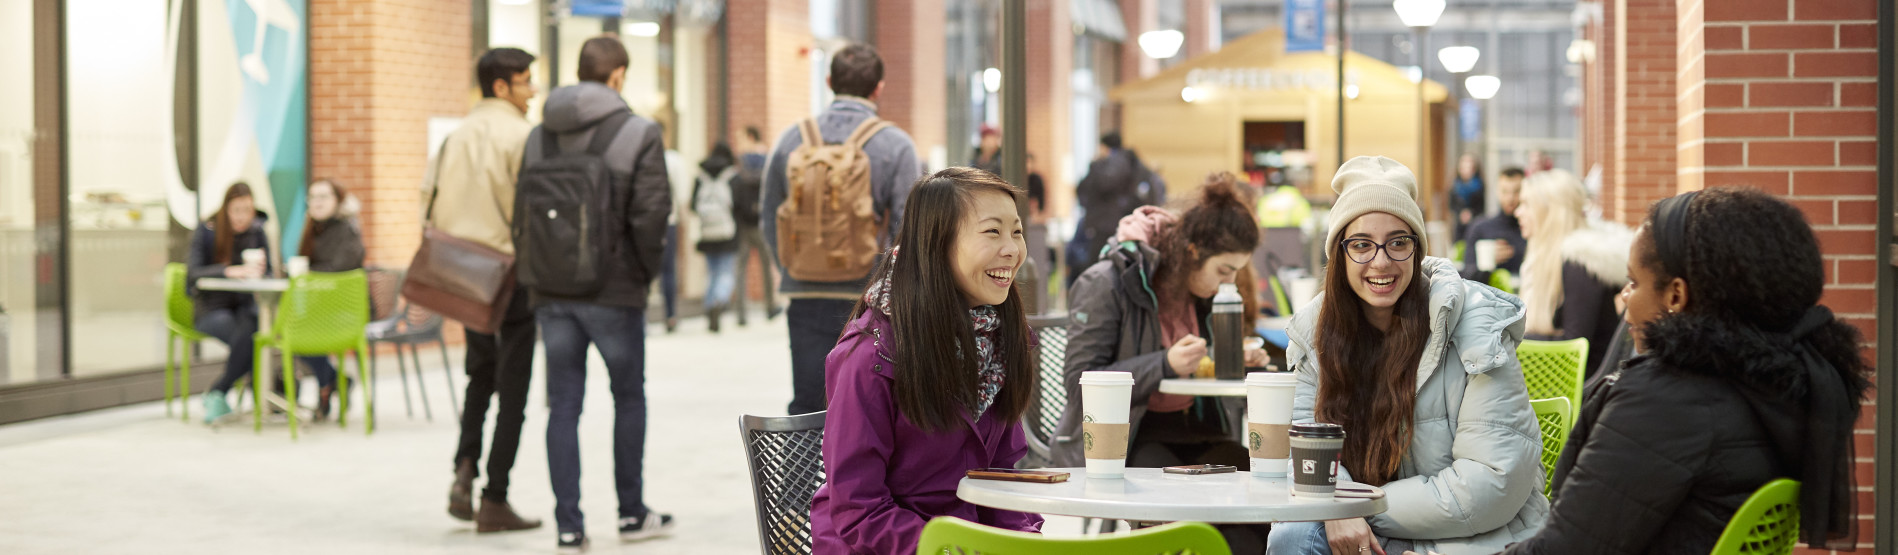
[186,212,272,315]
[1505,310,1866,554]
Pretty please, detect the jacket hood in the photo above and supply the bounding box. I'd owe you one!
[1559,220,1635,286]
[1289,257,1526,387]
[1642,308,1866,408]
[541,82,631,134]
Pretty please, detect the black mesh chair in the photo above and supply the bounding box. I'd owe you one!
[364,267,457,421]
[1020,314,1071,469]
[741,411,827,555]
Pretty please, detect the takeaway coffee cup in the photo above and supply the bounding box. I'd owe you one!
[241,249,266,276]
[1078,371,1135,478]
[287,256,310,277]
[1288,422,1346,498]
[1475,239,1500,272]
[1245,372,1297,477]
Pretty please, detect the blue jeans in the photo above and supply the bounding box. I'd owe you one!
[1267,521,1410,555]
[195,305,258,394]
[702,251,737,311]
[539,301,650,533]
[661,224,679,319]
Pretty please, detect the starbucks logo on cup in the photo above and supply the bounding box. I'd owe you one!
[1302,460,1316,474]
[1249,431,1262,451]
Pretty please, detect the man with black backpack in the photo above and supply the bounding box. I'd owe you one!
[760,43,923,417]
[512,36,672,552]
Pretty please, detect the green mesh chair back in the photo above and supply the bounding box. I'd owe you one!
[1518,338,1587,422]
[1451,240,1465,264]
[276,270,371,355]
[916,516,1231,555]
[1711,479,1801,555]
[165,263,196,333]
[1268,274,1294,316]
[1529,397,1572,497]
[1023,315,1070,468]
[1489,268,1516,294]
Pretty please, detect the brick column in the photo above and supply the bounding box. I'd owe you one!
[1028,0,1073,217]
[1611,0,1676,226]
[1119,0,1159,82]
[1676,1,1881,551]
[726,0,812,146]
[1584,0,1617,220]
[1182,0,1216,59]
[874,0,946,168]
[310,0,472,268]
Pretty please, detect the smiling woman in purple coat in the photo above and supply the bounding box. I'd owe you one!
[808,167,1044,554]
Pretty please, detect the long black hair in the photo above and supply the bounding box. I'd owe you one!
[850,167,1035,433]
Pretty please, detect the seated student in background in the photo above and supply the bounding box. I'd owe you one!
[1274,156,1547,555]
[809,167,1042,554]
[285,178,365,421]
[1499,187,1871,553]
[187,183,273,423]
[1514,169,1634,376]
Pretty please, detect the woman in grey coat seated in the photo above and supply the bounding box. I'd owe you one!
[1273,156,1548,555]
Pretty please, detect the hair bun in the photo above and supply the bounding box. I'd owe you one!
[1197,172,1251,210]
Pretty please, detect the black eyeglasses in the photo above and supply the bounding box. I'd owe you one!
[1340,235,1420,264]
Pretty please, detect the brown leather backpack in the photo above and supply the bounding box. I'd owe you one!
[776,117,891,282]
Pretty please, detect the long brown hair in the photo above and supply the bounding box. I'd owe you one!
[1312,220,1432,486]
[851,167,1035,433]
[1150,172,1260,328]
[297,178,347,258]
[212,182,256,264]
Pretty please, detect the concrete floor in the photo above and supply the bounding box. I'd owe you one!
[0,311,1084,554]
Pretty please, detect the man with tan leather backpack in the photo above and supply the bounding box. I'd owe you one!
[760,42,923,416]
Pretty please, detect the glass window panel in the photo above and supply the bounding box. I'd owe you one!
[0,0,45,384]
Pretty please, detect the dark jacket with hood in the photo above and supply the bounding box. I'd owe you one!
[522,82,671,309]
[186,211,273,315]
[1049,241,1244,467]
[302,216,364,273]
[1074,149,1147,255]
[1505,308,1867,554]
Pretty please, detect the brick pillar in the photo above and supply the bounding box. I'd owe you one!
[726,0,812,146]
[310,0,472,268]
[1676,1,1881,551]
[875,0,946,168]
[1585,0,1617,219]
[1028,0,1073,218]
[1119,0,1159,82]
[1182,0,1215,59]
[1611,0,1676,226]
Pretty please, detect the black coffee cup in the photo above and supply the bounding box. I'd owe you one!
[1288,422,1346,498]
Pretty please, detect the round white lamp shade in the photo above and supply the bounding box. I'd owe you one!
[1438,46,1479,74]
[1466,75,1501,100]
[1393,0,1446,28]
[1139,30,1185,59]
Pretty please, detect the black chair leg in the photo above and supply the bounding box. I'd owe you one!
[409,343,433,422]
[435,339,460,418]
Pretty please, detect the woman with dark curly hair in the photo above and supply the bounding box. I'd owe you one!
[1500,187,1871,553]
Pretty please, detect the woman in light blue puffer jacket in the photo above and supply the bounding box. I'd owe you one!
[1271,157,1548,555]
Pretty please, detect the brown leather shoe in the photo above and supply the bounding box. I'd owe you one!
[475,498,543,533]
[448,459,477,521]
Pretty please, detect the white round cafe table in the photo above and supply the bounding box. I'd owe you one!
[1158,378,1249,397]
[195,277,291,293]
[957,467,1387,524]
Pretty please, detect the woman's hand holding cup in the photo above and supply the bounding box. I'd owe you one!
[1166,335,1208,378]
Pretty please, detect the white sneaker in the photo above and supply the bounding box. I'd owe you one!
[618,512,675,542]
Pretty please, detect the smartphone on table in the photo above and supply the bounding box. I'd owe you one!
[1162,464,1238,475]
[966,468,1071,483]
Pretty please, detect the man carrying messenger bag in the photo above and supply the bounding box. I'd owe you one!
[406,47,543,534]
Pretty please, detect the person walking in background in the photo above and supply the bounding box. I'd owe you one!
[515,36,674,552]
[761,42,923,417]
[659,128,692,334]
[426,47,542,534]
[731,125,777,326]
[810,168,1041,554]
[1450,153,1485,240]
[969,124,1002,175]
[1068,131,1151,286]
[1515,169,1633,375]
[186,183,272,424]
[690,142,741,333]
[1458,167,1526,285]
[285,178,364,422]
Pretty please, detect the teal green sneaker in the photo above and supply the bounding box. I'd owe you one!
[202,391,231,423]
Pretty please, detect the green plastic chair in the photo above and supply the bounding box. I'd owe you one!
[1710,479,1801,555]
[1451,240,1465,264]
[915,516,1231,555]
[1529,397,1572,498]
[1518,338,1587,423]
[1268,273,1294,317]
[252,270,374,439]
[163,263,214,422]
[1489,268,1517,294]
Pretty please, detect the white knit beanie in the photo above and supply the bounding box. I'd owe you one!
[1324,156,1428,250]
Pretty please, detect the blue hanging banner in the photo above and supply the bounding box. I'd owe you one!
[571,0,625,17]
[1285,0,1326,53]
[1460,98,1482,141]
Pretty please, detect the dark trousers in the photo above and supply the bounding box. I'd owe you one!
[539,301,650,533]
[732,225,777,320]
[196,305,259,394]
[785,298,856,415]
[661,224,679,319]
[454,282,536,502]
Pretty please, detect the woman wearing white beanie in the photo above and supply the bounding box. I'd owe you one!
[1272,156,1549,555]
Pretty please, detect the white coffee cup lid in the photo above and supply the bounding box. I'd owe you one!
[1079,371,1135,386]
[1245,371,1297,386]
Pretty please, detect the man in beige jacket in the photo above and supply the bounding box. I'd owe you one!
[425,47,542,533]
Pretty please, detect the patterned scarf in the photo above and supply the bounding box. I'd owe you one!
[864,249,1008,416]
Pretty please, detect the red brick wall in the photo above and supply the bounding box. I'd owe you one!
[1183,0,1215,59]
[726,0,812,149]
[1612,0,1677,226]
[1673,0,1881,550]
[1028,0,1073,218]
[875,0,946,169]
[1119,0,1158,83]
[1585,0,1618,220]
[310,0,472,268]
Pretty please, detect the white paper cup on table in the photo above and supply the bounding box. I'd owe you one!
[1474,240,1499,272]
[241,249,266,276]
[287,256,310,277]
[1245,372,1297,477]
[1078,371,1135,478]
